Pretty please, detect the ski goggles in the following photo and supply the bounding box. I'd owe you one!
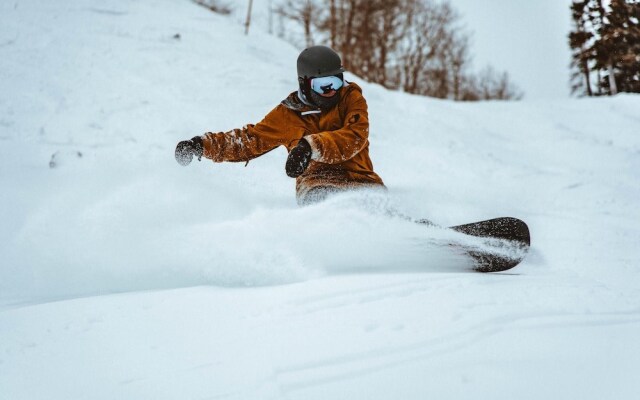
[310,75,344,95]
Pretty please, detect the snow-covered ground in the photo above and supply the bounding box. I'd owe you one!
[1,0,640,399]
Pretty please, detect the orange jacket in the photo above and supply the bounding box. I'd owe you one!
[201,82,384,199]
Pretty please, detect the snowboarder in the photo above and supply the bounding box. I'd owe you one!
[174,46,531,271]
[175,45,385,205]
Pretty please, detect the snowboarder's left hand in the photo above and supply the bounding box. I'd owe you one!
[175,136,204,166]
[286,139,312,177]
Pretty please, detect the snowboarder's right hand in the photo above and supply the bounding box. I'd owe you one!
[175,136,204,166]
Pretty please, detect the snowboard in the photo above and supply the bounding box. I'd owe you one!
[449,217,530,273]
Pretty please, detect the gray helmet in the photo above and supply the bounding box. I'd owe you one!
[297,46,345,110]
[297,45,345,79]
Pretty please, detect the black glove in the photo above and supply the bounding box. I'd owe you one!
[286,139,312,178]
[175,136,204,166]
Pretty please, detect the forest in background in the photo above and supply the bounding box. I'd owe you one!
[569,0,640,97]
[197,0,523,101]
[197,0,640,100]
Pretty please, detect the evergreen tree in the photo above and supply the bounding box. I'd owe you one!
[598,0,640,94]
[568,0,640,96]
[569,0,594,96]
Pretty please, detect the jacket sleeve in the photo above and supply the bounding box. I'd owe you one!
[304,89,370,164]
[201,105,295,163]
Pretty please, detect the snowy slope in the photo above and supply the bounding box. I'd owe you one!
[1,0,640,399]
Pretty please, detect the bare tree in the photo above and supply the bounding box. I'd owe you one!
[275,0,524,101]
[275,0,321,47]
[472,66,523,101]
[448,32,471,100]
[395,0,456,96]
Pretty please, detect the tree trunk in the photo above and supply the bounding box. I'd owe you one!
[244,0,253,35]
[330,0,336,48]
[304,17,313,47]
[582,59,593,96]
[608,60,618,95]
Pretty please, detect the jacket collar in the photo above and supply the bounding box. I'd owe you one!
[281,82,355,114]
[281,90,319,113]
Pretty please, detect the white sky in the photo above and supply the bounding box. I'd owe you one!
[449,0,574,99]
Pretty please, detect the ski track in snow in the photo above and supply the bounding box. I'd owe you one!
[1,0,640,399]
[274,313,640,394]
